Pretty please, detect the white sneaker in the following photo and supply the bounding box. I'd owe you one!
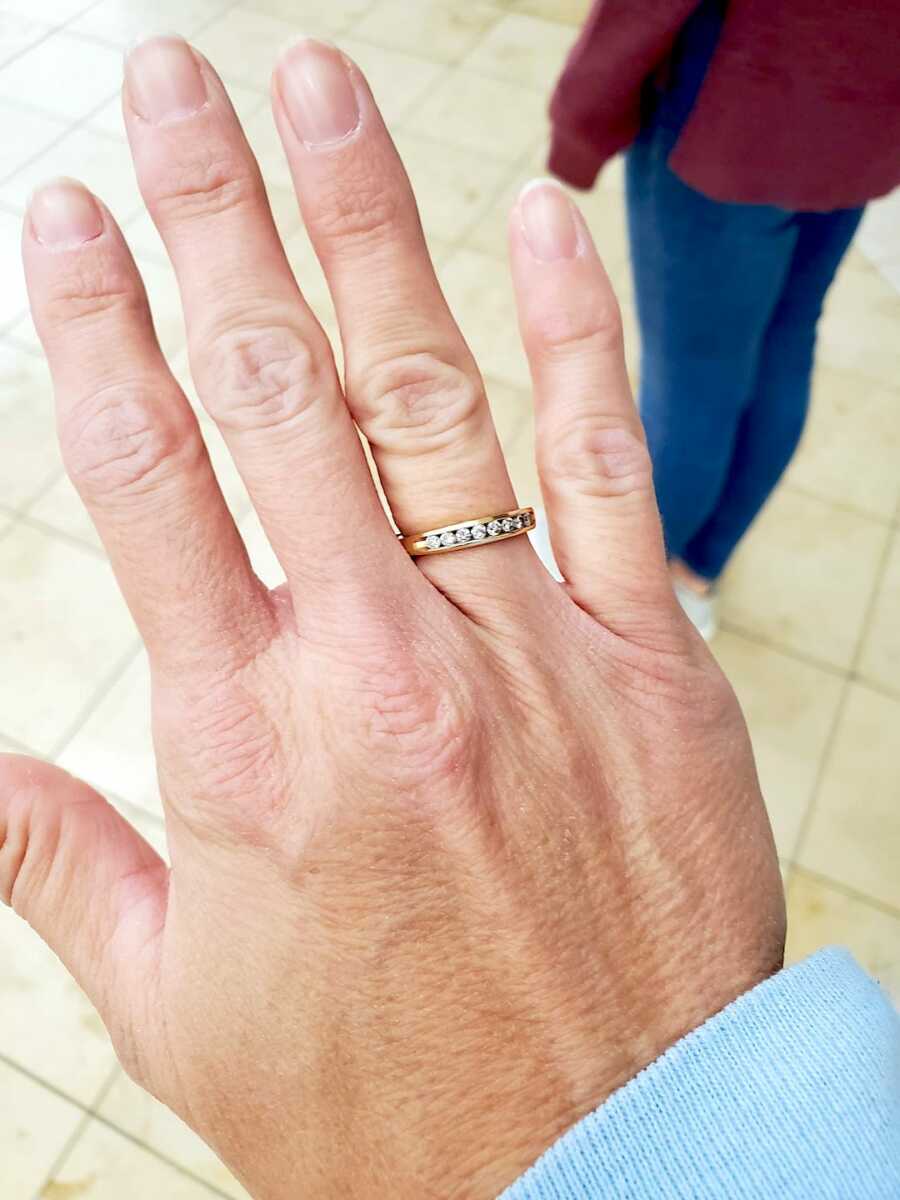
[674,581,719,641]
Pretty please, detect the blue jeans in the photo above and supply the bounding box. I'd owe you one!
[626,2,863,580]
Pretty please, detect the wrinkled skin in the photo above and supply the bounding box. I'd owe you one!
[1,36,784,1200]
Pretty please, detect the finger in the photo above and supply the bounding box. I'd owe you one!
[508,180,681,643]
[122,36,404,610]
[272,40,529,596]
[23,179,272,676]
[0,754,166,1067]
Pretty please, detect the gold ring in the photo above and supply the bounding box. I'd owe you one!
[400,507,535,556]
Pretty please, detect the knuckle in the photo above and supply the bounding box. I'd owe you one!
[602,621,734,724]
[533,290,623,360]
[144,147,263,225]
[308,155,401,251]
[172,705,277,805]
[153,668,287,835]
[354,351,486,453]
[62,381,201,498]
[41,257,147,335]
[349,645,476,789]
[540,416,652,500]
[200,321,332,435]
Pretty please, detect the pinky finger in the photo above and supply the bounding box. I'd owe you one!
[508,180,681,646]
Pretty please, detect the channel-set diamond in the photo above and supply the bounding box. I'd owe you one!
[419,511,532,551]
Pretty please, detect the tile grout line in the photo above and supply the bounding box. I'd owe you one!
[0,329,43,354]
[0,717,166,829]
[1,1051,235,1200]
[790,864,900,924]
[338,2,504,69]
[1,490,117,572]
[453,137,544,249]
[379,57,456,129]
[715,617,852,681]
[0,0,283,339]
[15,464,70,519]
[783,671,852,874]
[14,508,110,561]
[90,1063,121,1114]
[0,0,133,190]
[87,1107,239,1198]
[30,1105,94,1200]
[0,0,105,73]
[0,1050,96,1114]
[845,509,897,678]
[0,3,230,310]
[718,621,900,707]
[0,728,46,757]
[393,115,550,171]
[47,640,144,762]
[781,480,899,529]
[0,0,246,193]
[3,1021,124,1200]
[50,0,238,54]
[203,5,566,104]
[847,673,900,706]
[787,518,895,873]
[74,1064,241,1198]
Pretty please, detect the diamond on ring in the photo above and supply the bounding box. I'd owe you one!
[401,508,535,556]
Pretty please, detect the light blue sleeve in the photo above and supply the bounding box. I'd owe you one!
[502,948,900,1199]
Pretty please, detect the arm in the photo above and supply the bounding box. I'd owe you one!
[506,949,900,1199]
[550,0,703,187]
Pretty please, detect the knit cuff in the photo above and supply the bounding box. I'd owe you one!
[501,948,900,1199]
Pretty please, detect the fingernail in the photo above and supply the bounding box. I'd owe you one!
[30,179,103,248]
[125,34,206,124]
[277,38,360,148]
[519,180,578,262]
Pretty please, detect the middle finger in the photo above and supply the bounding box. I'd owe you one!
[122,35,403,611]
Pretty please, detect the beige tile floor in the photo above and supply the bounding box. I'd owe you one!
[0,0,899,1195]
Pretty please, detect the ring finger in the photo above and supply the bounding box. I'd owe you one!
[271,40,532,604]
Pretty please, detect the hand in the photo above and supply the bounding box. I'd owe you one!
[3,36,784,1200]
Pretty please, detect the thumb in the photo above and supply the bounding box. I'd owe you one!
[1,754,167,1069]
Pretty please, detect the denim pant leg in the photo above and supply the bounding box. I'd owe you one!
[626,130,798,565]
[681,206,863,579]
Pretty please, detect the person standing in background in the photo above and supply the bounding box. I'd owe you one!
[548,0,900,638]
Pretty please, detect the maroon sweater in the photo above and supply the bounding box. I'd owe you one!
[549,0,900,210]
